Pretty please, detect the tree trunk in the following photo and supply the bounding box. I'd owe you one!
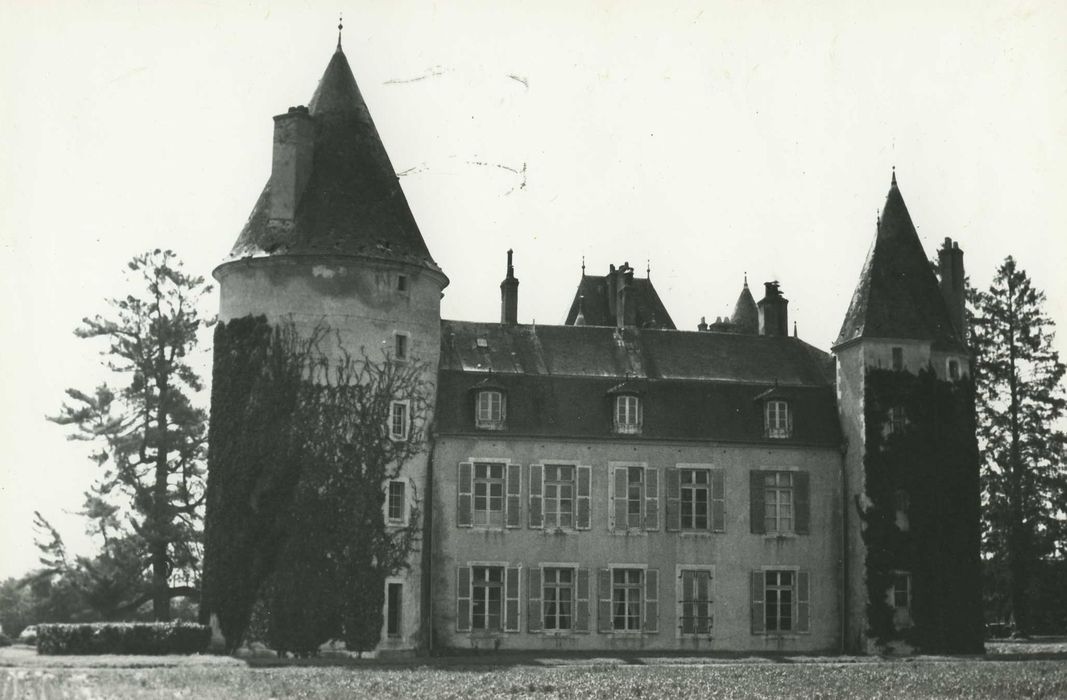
[1006,273,1029,635]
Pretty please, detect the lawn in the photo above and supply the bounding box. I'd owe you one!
[1,658,1065,699]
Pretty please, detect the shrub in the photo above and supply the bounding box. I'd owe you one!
[36,622,210,655]
[0,633,12,647]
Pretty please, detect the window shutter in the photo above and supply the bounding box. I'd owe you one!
[576,568,590,632]
[612,467,628,531]
[797,570,810,633]
[577,465,592,529]
[749,470,765,534]
[644,468,659,531]
[528,464,543,529]
[506,463,521,528]
[527,567,542,632]
[795,471,810,535]
[787,402,795,437]
[456,566,471,632]
[597,568,613,633]
[457,462,473,527]
[711,469,726,532]
[643,569,659,633]
[505,566,520,631]
[665,468,681,532]
[750,570,765,634]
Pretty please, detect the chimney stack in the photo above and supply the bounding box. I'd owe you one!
[938,237,966,341]
[757,281,789,336]
[500,249,519,325]
[269,106,314,226]
[615,263,636,328]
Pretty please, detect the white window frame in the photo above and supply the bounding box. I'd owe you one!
[542,462,578,530]
[763,471,795,534]
[609,462,657,533]
[386,479,407,526]
[676,566,715,638]
[393,331,410,362]
[764,399,792,439]
[680,467,711,531]
[540,562,579,633]
[609,563,648,634]
[475,390,505,430]
[384,577,403,639]
[389,400,410,441]
[472,461,507,528]
[463,561,520,634]
[888,571,911,610]
[614,394,642,434]
[759,565,807,635]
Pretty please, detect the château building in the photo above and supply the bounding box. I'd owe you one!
[206,36,982,655]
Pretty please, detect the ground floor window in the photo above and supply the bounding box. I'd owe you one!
[679,569,713,635]
[751,569,810,634]
[597,567,658,633]
[386,582,402,638]
[472,566,504,631]
[456,565,521,633]
[543,567,574,631]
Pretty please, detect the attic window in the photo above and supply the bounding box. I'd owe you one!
[397,274,408,292]
[476,390,505,430]
[764,400,793,439]
[614,395,642,435]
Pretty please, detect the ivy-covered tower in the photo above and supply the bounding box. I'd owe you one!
[205,35,447,652]
[833,172,983,653]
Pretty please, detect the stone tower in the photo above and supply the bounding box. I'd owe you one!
[833,172,982,653]
[211,38,447,651]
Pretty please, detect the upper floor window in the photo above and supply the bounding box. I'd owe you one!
[764,400,792,439]
[948,359,960,381]
[890,572,911,611]
[750,470,810,535]
[888,406,907,435]
[529,463,592,530]
[456,461,521,529]
[614,395,642,434]
[397,274,408,292]
[476,390,505,430]
[387,480,407,524]
[891,346,904,371]
[610,465,658,531]
[394,332,409,361]
[666,467,725,533]
[389,401,409,441]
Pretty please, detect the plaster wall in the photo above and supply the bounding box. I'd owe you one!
[429,435,842,652]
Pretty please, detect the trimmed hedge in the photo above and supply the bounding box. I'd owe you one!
[36,622,210,655]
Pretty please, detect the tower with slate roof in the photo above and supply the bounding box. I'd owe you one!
[213,34,447,651]
[833,171,982,653]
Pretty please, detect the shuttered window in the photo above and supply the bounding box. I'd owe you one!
[679,569,713,635]
[751,569,810,634]
[610,466,659,532]
[750,470,810,535]
[667,468,725,533]
[598,567,658,633]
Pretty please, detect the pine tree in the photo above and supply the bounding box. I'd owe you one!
[970,256,1067,634]
[50,250,213,621]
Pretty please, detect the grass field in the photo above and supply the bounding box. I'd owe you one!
[1,658,1066,699]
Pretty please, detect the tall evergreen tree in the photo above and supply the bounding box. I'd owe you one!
[970,256,1067,634]
[50,250,213,620]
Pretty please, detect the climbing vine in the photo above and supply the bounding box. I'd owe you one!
[201,316,428,654]
[860,366,984,652]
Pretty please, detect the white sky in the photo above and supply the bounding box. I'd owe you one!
[1,0,1065,580]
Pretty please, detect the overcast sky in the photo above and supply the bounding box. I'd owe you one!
[1,0,1064,579]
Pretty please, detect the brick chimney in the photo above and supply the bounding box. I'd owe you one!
[938,237,966,340]
[500,249,519,325]
[614,263,636,328]
[268,106,314,226]
[757,281,789,336]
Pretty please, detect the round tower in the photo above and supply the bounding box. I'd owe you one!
[211,39,447,652]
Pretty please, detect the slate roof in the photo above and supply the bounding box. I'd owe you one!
[225,46,441,272]
[834,176,964,350]
[730,280,759,334]
[563,275,675,329]
[437,321,839,444]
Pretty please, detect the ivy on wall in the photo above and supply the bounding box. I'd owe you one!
[860,366,985,653]
[200,317,427,655]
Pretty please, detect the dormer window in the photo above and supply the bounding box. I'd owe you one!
[614,394,642,434]
[476,390,505,430]
[764,399,793,438]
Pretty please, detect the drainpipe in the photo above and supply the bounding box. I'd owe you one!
[420,420,437,656]
[840,438,849,654]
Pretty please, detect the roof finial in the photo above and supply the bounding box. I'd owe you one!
[793,320,798,338]
[743,272,748,287]
[646,259,651,278]
[337,13,344,50]
[581,255,586,275]
[891,165,897,187]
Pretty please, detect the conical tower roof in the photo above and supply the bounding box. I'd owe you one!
[730,278,759,334]
[225,43,440,272]
[834,173,963,350]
